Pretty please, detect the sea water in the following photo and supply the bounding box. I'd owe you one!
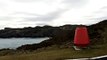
[0,37,49,49]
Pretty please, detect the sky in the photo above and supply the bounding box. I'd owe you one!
[0,0,107,29]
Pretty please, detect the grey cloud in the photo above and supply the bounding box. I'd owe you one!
[35,23,49,26]
[90,16,107,21]
[12,0,37,2]
[0,16,13,21]
[14,9,67,26]
[0,2,8,11]
[12,12,41,17]
[0,3,6,7]
[62,0,88,8]
[101,6,107,9]
[18,22,35,26]
[94,6,107,14]
[91,16,107,24]
[22,9,67,22]
[84,6,107,21]
[0,12,40,21]
[12,0,52,3]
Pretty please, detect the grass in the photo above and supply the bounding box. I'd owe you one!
[0,44,107,60]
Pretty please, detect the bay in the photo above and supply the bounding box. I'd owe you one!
[0,37,49,49]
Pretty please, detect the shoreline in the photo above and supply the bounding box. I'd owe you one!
[0,37,50,50]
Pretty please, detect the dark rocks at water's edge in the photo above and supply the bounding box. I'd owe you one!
[16,20,107,51]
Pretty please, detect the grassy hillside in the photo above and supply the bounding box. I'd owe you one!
[0,44,107,60]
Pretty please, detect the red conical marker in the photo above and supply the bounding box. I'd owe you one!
[74,25,90,48]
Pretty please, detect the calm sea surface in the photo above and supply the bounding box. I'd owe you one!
[0,37,49,49]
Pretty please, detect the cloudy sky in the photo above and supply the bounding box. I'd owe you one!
[0,0,107,29]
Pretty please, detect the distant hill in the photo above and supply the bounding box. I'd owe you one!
[0,26,59,38]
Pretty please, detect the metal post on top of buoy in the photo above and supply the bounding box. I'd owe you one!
[73,25,90,50]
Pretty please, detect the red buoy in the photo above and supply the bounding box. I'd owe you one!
[74,26,90,47]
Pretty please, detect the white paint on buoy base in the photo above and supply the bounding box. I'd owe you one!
[73,46,81,50]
